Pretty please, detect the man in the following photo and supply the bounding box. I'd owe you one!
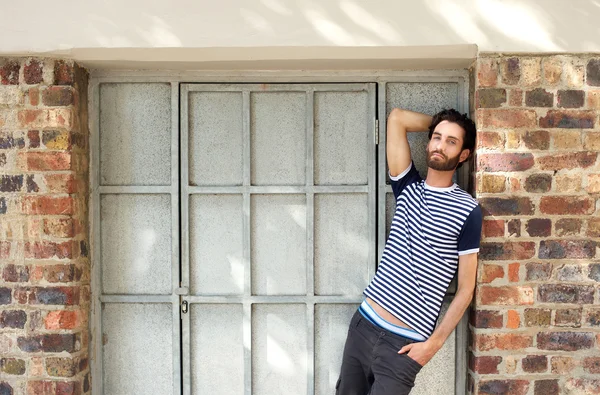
[336,108,482,395]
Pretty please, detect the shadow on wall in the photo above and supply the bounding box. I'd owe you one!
[2,0,600,52]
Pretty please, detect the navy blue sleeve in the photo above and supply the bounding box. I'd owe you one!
[457,205,482,255]
[390,162,422,200]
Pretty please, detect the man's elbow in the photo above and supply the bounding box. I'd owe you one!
[388,108,405,123]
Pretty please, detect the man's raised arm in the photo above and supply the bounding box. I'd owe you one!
[386,108,433,176]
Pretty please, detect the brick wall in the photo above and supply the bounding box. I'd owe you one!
[471,55,600,394]
[0,58,90,394]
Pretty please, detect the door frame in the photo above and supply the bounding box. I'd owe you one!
[88,69,470,395]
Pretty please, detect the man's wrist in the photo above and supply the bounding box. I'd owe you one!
[425,336,444,352]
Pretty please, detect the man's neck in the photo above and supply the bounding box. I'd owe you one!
[425,168,456,188]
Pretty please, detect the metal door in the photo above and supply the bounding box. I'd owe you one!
[180,83,377,395]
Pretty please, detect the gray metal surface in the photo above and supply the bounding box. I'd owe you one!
[314,194,369,296]
[252,304,308,395]
[99,83,171,185]
[314,304,358,395]
[191,304,244,395]
[190,194,244,295]
[100,194,171,294]
[102,303,173,394]
[251,194,307,295]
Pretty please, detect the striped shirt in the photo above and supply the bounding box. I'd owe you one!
[364,162,482,338]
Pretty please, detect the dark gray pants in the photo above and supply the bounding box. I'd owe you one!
[336,310,423,395]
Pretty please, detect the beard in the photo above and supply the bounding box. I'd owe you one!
[426,149,461,171]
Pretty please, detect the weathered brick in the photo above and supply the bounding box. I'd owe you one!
[44,173,76,193]
[524,308,551,327]
[27,381,54,395]
[525,88,553,107]
[29,287,80,305]
[588,218,600,237]
[551,356,576,374]
[521,58,542,86]
[555,308,582,327]
[500,57,521,85]
[18,108,73,129]
[24,241,73,259]
[19,151,72,171]
[587,58,600,86]
[0,175,23,192]
[534,380,559,395]
[543,57,562,85]
[479,380,529,395]
[480,198,534,216]
[558,90,585,108]
[0,288,11,305]
[539,240,596,259]
[564,61,585,88]
[22,196,73,215]
[1,61,20,85]
[525,219,551,237]
[507,219,520,237]
[585,309,600,326]
[539,110,595,128]
[477,89,506,108]
[552,130,582,150]
[477,333,533,351]
[44,310,80,330]
[556,218,582,236]
[524,174,551,193]
[46,357,78,377]
[508,89,523,106]
[566,378,600,394]
[556,264,585,282]
[2,264,29,282]
[507,309,520,327]
[479,286,534,305]
[480,242,535,261]
[522,355,547,373]
[43,218,74,238]
[522,130,549,150]
[481,264,504,283]
[0,358,26,375]
[470,355,502,374]
[587,174,600,193]
[583,357,600,374]
[24,59,43,85]
[0,310,27,329]
[479,109,537,128]
[480,174,506,193]
[537,331,594,351]
[540,196,594,215]
[54,61,74,85]
[589,264,600,282]
[471,310,503,329]
[0,242,10,259]
[0,132,25,149]
[44,264,80,283]
[17,333,78,353]
[42,87,74,107]
[555,174,582,193]
[538,284,594,304]
[28,87,39,106]
[0,382,13,395]
[477,131,504,149]
[56,381,81,395]
[42,130,70,150]
[478,153,534,172]
[0,198,7,215]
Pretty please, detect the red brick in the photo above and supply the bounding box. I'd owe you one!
[480,242,536,261]
[540,196,594,215]
[54,61,74,85]
[470,355,502,374]
[42,86,75,107]
[479,286,534,305]
[507,309,520,328]
[537,331,594,351]
[583,357,600,374]
[22,196,73,215]
[44,310,80,330]
[478,59,499,87]
[538,284,594,304]
[481,264,504,283]
[471,310,503,329]
[537,152,597,170]
[24,59,43,85]
[508,89,523,106]
[19,151,72,171]
[507,219,521,237]
[1,60,20,85]
[56,380,81,395]
[28,88,39,106]
[2,264,29,282]
[18,108,74,129]
[479,109,537,128]
[525,219,551,237]
[27,381,54,395]
[508,263,520,282]
[24,241,73,259]
[478,153,534,172]
[28,286,80,306]
[522,355,547,373]
[534,380,559,395]
[44,173,76,193]
[525,262,552,281]
[539,110,595,128]
[539,240,596,259]
[43,218,75,238]
[477,333,533,351]
[479,380,529,395]
[44,264,80,283]
[566,378,600,394]
[477,131,504,149]
[0,241,11,259]
[480,198,534,216]
[483,220,504,237]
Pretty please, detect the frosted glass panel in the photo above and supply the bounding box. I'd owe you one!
[315,304,358,395]
[251,92,306,185]
[189,92,243,186]
[190,195,244,295]
[315,194,369,295]
[191,304,244,395]
[252,195,306,295]
[99,83,171,186]
[103,304,173,394]
[315,91,369,185]
[101,194,171,294]
[252,305,307,395]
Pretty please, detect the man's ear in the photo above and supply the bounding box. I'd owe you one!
[459,149,470,163]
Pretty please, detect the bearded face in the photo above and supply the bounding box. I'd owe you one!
[426,147,462,171]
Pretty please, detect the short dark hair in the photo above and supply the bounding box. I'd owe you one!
[427,109,476,169]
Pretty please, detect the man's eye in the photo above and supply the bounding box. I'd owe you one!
[449,140,456,145]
